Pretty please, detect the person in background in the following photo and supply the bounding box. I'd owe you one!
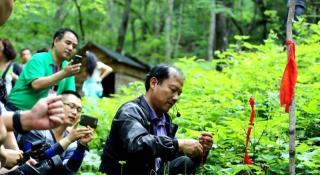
[99,64,213,175]
[17,91,94,174]
[82,51,113,98]
[0,39,22,95]
[20,48,32,66]
[8,28,81,111]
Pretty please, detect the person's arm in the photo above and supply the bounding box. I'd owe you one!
[58,128,92,150]
[31,63,81,91]
[60,128,93,174]
[3,132,19,150]
[0,119,7,146]
[2,95,64,132]
[98,62,113,81]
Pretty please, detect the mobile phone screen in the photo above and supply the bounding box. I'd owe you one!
[79,115,98,129]
[72,55,82,64]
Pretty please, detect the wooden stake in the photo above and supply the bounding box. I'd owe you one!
[286,0,296,175]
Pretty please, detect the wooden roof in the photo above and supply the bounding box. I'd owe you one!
[78,42,150,71]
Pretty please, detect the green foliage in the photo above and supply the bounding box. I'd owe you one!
[80,21,320,174]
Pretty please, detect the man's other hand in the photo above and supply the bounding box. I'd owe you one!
[199,132,213,153]
[22,95,64,131]
[178,139,203,158]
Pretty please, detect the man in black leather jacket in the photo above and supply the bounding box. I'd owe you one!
[99,64,213,175]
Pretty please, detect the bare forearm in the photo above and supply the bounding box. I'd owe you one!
[3,132,18,150]
[0,119,7,145]
[2,111,32,132]
[31,70,67,90]
[100,65,113,80]
[59,137,73,150]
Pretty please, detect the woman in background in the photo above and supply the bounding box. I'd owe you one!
[82,51,113,98]
[0,39,21,97]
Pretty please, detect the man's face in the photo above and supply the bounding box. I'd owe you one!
[21,50,31,64]
[62,94,82,126]
[53,32,78,60]
[0,0,14,26]
[150,72,184,114]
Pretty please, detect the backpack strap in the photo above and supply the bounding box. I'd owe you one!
[2,61,13,79]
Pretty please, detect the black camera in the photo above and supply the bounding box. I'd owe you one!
[9,140,63,175]
[21,140,50,162]
[9,155,62,175]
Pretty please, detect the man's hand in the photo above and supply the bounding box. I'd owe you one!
[22,95,64,131]
[178,139,203,158]
[2,149,23,168]
[67,127,92,144]
[59,127,92,150]
[199,132,213,153]
[63,63,81,77]
[79,127,94,145]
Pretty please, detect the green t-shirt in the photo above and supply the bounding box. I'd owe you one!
[8,52,75,110]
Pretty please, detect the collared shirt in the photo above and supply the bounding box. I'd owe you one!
[8,51,75,110]
[143,96,167,171]
[143,96,167,136]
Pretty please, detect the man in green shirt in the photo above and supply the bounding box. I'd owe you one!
[8,28,81,110]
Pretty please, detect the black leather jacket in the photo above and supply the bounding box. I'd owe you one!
[99,96,179,175]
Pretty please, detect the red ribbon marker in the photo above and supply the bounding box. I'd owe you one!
[244,97,255,164]
[279,40,298,112]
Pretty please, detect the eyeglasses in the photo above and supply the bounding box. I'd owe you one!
[63,102,82,113]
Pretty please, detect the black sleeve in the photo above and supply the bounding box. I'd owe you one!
[117,104,179,160]
[13,63,22,75]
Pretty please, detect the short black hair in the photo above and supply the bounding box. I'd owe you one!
[0,38,16,61]
[20,48,31,54]
[144,64,184,91]
[61,90,81,99]
[51,28,78,48]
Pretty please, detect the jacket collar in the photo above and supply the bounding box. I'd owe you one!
[134,95,178,137]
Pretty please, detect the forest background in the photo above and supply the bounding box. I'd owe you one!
[1,0,319,174]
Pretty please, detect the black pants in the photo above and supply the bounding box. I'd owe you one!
[157,156,197,175]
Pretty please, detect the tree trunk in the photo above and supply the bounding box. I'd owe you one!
[131,18,136,51]
[216,13,228,51]
[73,0,85,43]
[208,0,216,60]
[54,0,68,25]
[173,4,183,58]
[116,0,131,53]
[165,0,174,61]
[107,0,116,48]
[141,0,150,40]
[286,0,296,174]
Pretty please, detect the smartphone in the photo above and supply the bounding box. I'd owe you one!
[79,115,98,129]
[72,55,82,64]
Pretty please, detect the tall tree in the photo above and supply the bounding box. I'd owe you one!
[73,0,86,43]
[215,12,228,51]
[107,0,116,48]
[165,0,174,60]
[116,0,131,53]
[208,0,216,60]
[54,0,68,25]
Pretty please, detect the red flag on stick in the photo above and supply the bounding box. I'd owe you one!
[244,97,255,164]
[279,40,298,113]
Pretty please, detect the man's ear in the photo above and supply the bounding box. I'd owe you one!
[149,77,158,90]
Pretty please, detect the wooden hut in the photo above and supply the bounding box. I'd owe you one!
[75,42,150,96]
